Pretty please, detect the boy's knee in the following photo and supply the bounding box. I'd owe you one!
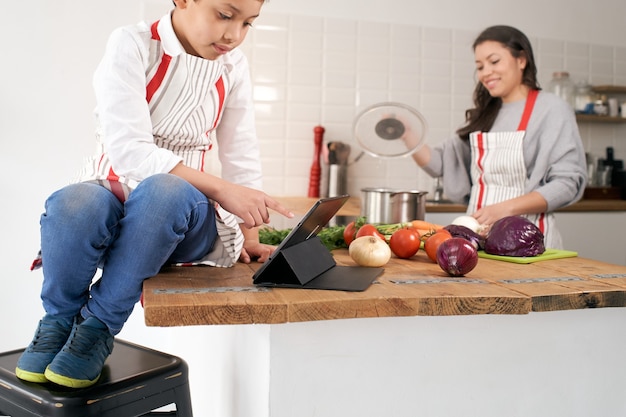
[135,173,189,198]
[47,183,116,216]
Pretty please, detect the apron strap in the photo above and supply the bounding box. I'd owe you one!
[517,89,538,131]
[516,89,547,235]
[150,20,160,41]
[146,21,172,103]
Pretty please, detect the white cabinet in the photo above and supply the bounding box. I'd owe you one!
[555,211,626,266]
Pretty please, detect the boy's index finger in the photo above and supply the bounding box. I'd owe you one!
[265,197,294,219]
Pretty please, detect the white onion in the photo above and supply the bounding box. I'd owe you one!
[348,235,391,267]
[451,215,481,233]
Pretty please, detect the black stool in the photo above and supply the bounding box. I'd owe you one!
[0,339,193,417]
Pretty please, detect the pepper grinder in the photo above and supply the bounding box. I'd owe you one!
[308,126,324,198]
[606,146,625,188]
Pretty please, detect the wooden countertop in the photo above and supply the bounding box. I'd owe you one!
[558,198,626,212]
[274,196,626,217]
[143,250,626,327]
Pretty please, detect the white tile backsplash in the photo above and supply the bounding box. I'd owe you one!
[288,85,323,104]
[357,54,390,73]
[323,71,356,89]
[255,27,289,49]
[247,12,626,199]
[357,21,390,39]
[591,44,615,61]
[539,38,565,55]
[285,103,321,122]
[289,15,323,33]
[251,45,288,66]
[422,27,453,43]
[324,33,357,53]
[421,40,453,61]
[323,87,355,106]
[287,67,322,85]
[324,17,357,35]
[566,41,590,57]
[421,59,453,78]
[357,71,389,90]
[251,65,288,84]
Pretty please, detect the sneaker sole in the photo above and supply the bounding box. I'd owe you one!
[15,367,48,384]
[44,367,100,389]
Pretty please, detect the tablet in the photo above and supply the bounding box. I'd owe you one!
[253,195,382,291]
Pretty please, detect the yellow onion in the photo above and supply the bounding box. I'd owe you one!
[349,235,391,267]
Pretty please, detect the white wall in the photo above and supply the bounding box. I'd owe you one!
[264,0,626,47]
[1,0,625,415]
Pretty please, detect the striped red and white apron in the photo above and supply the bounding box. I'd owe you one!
[468,89,562,249]
[87,19,244,267]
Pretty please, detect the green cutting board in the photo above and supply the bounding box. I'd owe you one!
[477,248,578,264]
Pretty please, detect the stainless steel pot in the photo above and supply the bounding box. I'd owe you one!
[361,188,428,223]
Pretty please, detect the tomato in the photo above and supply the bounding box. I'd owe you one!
[355,224,385,240]
[389,228,421,259]
[424,229,453,262]
[343,221,357,247]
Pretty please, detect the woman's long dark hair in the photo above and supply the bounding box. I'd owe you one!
[456,25,541,141]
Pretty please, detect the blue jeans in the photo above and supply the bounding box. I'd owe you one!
[39,174,217,334]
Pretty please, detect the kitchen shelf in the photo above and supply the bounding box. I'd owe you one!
[576,85,626,123]
[576,114,626,123]
[592,85,626,95]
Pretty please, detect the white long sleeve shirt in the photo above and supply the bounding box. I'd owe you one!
[76,13,263,194]
[74,14,263,267]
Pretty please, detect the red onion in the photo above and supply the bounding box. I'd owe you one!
[436,238,478,276]
[443,224,485,250]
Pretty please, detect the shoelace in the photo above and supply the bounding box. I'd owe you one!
[64,323,112,361]
[30,320,71,352]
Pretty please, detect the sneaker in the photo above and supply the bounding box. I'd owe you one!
[15,315,73,383]
[44,316,114,388]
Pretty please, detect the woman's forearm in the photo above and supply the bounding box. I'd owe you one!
[411,144,432,167]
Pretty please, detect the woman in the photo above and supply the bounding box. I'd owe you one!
[410,25,586,248]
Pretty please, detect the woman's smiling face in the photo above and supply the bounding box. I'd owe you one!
[474,40,528,103]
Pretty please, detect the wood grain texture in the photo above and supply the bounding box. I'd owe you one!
[468,257,626,312]
[142,248,626,326]
[143,264,289,326]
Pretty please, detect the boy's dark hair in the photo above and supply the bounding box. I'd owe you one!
[456,25,540,141]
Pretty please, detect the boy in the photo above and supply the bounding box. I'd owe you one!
[16,0,291,388]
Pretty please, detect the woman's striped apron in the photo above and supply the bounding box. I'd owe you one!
[468,89,562,249]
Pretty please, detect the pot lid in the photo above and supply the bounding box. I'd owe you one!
[353,102,427,159]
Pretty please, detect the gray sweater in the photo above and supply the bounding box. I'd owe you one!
[422,91,587,212]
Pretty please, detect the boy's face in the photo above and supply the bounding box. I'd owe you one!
[172,0,262,60]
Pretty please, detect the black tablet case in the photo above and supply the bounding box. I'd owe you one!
[253,196,382,291]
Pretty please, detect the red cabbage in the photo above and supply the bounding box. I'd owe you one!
[484,216,545,257]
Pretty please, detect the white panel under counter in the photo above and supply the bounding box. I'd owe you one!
[555,211,626,266]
